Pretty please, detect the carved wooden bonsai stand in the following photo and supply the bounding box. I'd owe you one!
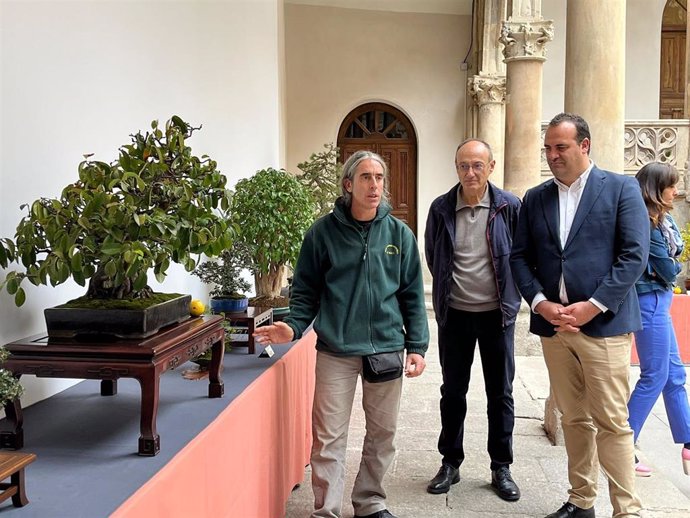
[0,315,225,456]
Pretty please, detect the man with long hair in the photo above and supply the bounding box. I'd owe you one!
[255,151,428,518]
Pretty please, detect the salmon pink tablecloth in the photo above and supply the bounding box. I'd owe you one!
[112,330,317,518]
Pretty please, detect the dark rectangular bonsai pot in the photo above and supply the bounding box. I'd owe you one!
[44,294,192,339]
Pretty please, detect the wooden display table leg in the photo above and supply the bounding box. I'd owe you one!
[246,318,257,355]
[208,338,225,398]
[100,379,117,396]
[136,372,161,456]
[0,451,36,507]
[0,399,24,450]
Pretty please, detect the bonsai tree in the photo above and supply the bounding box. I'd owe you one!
[0,116,234,306]
[295,143,342,219]
[192,241,252,299]
[681,222,690,264]
[0,347,22,406]
[680,223,690,290]
[231,168,315,303]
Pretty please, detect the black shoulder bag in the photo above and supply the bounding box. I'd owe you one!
[361,351,403,383]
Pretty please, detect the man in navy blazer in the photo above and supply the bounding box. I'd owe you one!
[510,113,649,518]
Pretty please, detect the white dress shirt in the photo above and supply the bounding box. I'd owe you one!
[531,162,607,314]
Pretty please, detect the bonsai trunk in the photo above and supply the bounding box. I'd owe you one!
[86,267,152,299]
[254,265,286,299]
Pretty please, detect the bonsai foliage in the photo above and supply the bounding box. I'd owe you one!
[295,143,342,219]
[192,241,252,298]
[681,222,690,264]
[0,347,22,406]
[0,116,234,305]
[232,168,315,299]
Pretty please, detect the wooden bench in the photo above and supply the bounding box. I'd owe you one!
[0,451,36,507]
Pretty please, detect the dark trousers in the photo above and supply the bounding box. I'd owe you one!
[437,307,515,471]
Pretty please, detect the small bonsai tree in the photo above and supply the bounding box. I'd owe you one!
[0,116,234,306]
[295,143,342,219]
[680,222,690,288]
[231,168,315,302]
[680,222,690,265]
[192,241,252,299]
[0,347,23,406]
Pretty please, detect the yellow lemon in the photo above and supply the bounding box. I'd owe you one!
[190,299,206,316]
[673,286,682,294]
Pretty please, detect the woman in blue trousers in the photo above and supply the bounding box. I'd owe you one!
[628,162,690,477]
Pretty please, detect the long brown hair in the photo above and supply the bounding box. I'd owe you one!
[635,162,678,226]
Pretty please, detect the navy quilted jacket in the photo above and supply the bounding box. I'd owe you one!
[424,182,522,328]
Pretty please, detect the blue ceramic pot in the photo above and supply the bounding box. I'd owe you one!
[210,296,249,314]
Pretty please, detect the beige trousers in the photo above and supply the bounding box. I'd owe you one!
[541,332,642,518]
[310,350,403,518]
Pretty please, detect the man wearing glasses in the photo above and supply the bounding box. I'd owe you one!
[424,139,522,501]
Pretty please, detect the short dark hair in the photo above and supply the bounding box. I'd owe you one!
[635,161,679,225]
[548,112,591,150]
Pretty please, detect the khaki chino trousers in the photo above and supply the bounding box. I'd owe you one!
[541,331,642,518]
[310,350,403,518]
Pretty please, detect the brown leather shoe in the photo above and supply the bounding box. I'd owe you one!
[545,502,595,518]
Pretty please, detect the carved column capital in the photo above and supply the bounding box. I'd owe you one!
[468,75,507,106]
[500,19,554,62]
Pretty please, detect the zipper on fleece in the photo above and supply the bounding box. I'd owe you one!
[364,230,376,353]
[333,207,378,354]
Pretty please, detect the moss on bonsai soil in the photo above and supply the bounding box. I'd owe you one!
[249,295,289,309]
[58,292,185,310]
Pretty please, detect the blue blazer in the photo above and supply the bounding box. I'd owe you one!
[509,166,650,337]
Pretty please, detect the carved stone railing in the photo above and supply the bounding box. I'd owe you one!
[540,119,690,197]
[624,120,690,196]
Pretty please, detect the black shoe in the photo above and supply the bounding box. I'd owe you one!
[354,510,398,518]
[426,464,460,494]
[491,466,520,501]
[545,502,595,518]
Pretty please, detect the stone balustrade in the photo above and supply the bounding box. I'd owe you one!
[540,119,690,198]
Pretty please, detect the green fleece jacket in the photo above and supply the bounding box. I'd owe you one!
[284,198,429,357]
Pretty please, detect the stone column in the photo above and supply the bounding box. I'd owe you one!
[564,0,626,172]
[469,75,507,187]
[500,18,553,196]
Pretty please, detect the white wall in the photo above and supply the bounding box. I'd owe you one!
[0,0,283,406]
[285,4,469,248]
[541,0,667,121]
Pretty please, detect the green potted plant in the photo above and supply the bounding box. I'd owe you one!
[273,144,342,298]
[295,143,342,220]
[680,222,690,292]
[192,241,252,314]
[0,116,234,337]
[0,346,23,406]
[231,168,315,314]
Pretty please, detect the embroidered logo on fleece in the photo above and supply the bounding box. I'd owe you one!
[384,244,399,255]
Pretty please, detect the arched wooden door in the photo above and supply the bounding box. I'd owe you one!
[660,0,687,118]
[337,103,418,235]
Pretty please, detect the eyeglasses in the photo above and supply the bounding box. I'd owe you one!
[456,162,486,173]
